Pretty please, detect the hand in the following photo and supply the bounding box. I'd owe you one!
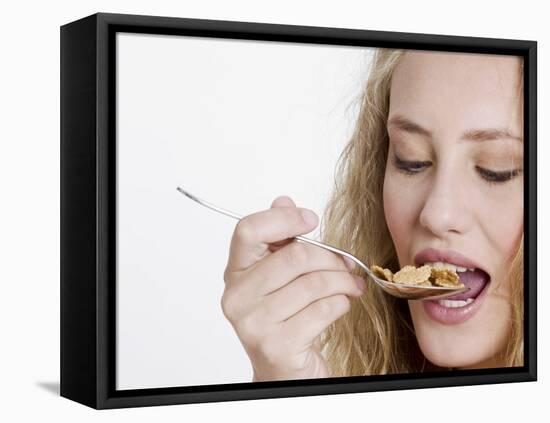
[221,195,366,381]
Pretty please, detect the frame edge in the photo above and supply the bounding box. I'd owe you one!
[60,13,100,409]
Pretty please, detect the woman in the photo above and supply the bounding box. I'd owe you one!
[221,48,524,381]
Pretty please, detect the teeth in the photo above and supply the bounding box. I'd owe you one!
[423,261,470,273]
[437,298,475,308]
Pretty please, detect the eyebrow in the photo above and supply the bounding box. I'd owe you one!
[387,115,523,142]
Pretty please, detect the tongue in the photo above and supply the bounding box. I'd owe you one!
[445,269,489,300]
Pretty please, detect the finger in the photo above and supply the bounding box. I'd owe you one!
[225,206,318,273]
[245,239,355,295]
[257,270,365,323]
[268,196,298,252]
[280,294,352,349]
[271,195,297,208]
[267,238,295,253]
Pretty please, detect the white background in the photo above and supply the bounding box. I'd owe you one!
[1,0,547,421]
[116,32,370,389]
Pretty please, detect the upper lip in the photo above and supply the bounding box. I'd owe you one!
[414,248,486,273]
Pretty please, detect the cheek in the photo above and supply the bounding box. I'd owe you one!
[477,185,524,266]
[487,206,523,260]
[483,206,523,298]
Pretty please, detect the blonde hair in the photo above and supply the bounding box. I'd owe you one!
[318,49,524,375]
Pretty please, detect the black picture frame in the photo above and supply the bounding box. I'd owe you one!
[60,12,537,409]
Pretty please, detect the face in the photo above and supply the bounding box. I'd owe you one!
[383,51,523,369]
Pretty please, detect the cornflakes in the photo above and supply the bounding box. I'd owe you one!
[369,263,464,288]
[430,267,461,287]
[371,265,394,282]
[394,265,432,286]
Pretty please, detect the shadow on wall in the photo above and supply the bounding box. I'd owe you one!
[36,381,60,396]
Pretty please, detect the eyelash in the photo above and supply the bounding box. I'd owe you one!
[475,166,522,185]
[393,155,522,185]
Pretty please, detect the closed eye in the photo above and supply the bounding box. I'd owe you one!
[393,155,431,175]
[475,166,523,184]
[393,155,522,185]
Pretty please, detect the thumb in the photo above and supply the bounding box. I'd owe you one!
[268,195,298,252]
[271,195,296,208]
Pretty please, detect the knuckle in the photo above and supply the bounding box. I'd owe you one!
[301,272,326,299]
[235,313,259,343]
[328,252,348,271]
[284,241,309,269]
[220,289,237,320]
[332,294,351,314]
[319,294,350,316]
[221,285,249,321]
[317,297,333,315]
[235,218,254,242]
[346,273,360,291]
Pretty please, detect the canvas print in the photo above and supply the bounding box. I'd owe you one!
[115,33,524,390]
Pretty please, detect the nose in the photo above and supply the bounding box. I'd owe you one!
[418,165,470,238]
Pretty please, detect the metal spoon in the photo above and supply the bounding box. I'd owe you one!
[176,187,469,301]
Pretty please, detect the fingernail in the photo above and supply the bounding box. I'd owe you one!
[354,275,366,292]
[343,256,356,271]
[301,209,318,226]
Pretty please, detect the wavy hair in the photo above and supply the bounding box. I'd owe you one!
[318,49,524,375]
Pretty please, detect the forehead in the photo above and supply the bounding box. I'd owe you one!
[388,51,522,131]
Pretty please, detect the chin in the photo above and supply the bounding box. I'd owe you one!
[408,296,511,370]
[417,340,496,369]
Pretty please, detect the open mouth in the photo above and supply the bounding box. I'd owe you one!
[439,269,490,307]
[418,261,491,324]
[422,262,491,307]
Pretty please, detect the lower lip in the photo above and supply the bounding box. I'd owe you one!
[422,280,490,325]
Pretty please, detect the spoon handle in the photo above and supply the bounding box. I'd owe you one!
[176,187,371,274]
